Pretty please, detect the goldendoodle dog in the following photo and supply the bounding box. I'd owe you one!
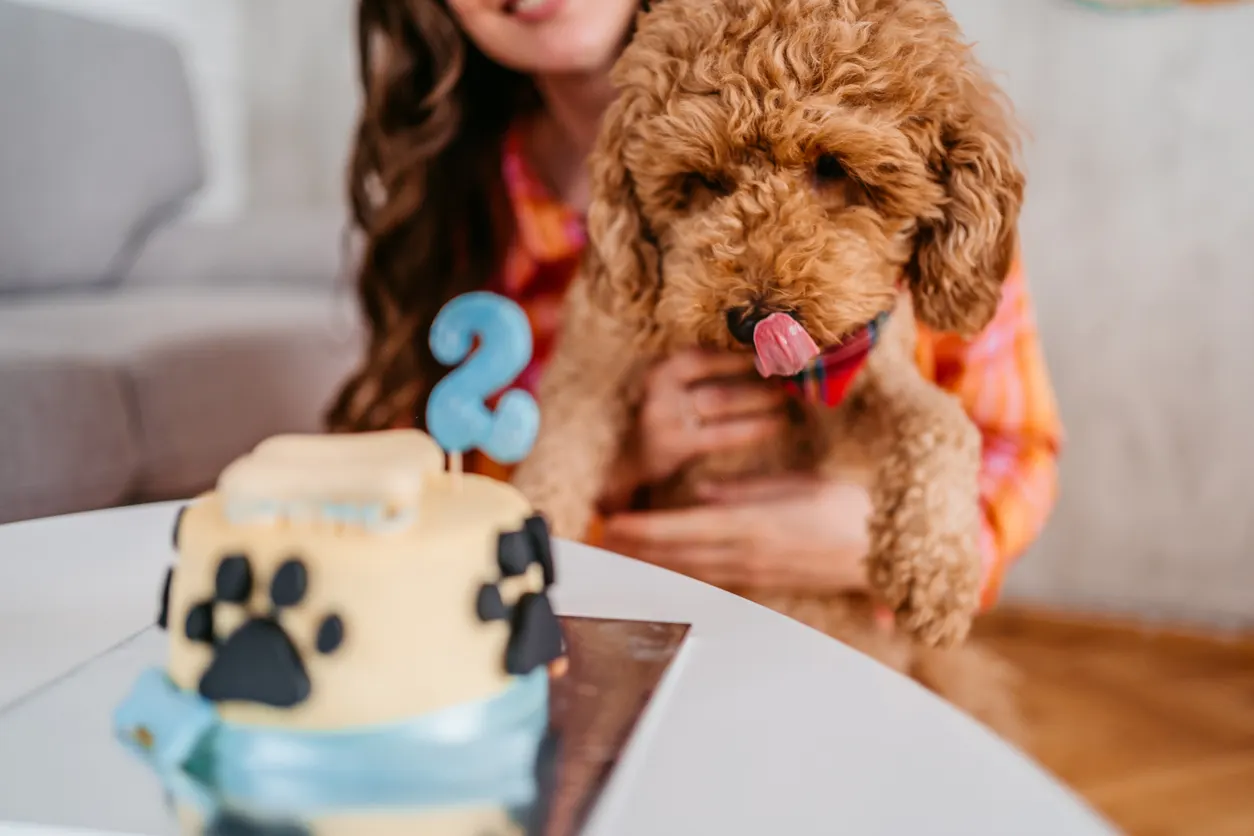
[512,0,1027,739]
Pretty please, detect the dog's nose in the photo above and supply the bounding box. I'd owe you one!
[726,307,765,345]
[728,307,801,345]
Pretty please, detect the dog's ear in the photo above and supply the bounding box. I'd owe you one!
[907,83,1025,336]
[583,92,661,325]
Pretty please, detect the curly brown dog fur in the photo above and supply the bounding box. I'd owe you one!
[512,0,1027,741]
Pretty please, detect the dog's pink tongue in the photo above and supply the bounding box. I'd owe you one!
[752,313,820,377]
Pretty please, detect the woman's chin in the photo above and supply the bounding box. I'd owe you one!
[457,0,639,77]
[496,32,625,76]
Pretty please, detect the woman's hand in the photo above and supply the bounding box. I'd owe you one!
[599,349,788,511]
[601,474,874,594]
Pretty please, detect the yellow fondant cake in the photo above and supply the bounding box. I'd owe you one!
[114,429,562,834]
[164,429,557,729]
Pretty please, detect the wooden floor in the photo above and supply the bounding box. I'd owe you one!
[973,609,1254,836]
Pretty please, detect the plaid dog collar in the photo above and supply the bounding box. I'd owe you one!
[780,310,890,407]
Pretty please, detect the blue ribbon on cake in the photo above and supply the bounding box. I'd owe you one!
[114,667,549,814]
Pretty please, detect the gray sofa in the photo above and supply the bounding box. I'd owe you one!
[0,1,363,524]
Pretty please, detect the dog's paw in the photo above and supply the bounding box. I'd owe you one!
[873,541,981,648]
[172,554,345,707]
[866,406,985,647]
[867,492,982,648]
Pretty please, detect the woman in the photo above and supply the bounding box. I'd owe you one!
[327,0,1062,613]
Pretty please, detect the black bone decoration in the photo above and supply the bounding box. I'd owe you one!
[497,529,533,577]
[505,592,564,676]
[198,618,311,708]
[476,583,509,622]
[157,567,173,630]
[524,514,556,586]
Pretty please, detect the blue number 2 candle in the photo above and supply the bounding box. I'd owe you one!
[425,292,540,464]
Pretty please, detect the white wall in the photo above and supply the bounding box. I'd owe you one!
[947,0,1254,628]
[20,0,247,220]
[239,0,359,211]
[27,0,361,217]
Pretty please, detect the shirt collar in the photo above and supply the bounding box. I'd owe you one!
[500,124,586,294]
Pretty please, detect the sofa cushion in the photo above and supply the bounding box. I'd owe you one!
[0,1,204,293]
[125,211,361,291]
[0,287,364,506]
[0,357,140,524]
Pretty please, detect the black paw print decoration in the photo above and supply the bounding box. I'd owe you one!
[476,514,563,676]
[159,552,345,708]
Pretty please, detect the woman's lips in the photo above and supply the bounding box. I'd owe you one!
[504,0,565,24]
[753,312,821,377]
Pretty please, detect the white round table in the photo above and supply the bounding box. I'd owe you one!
[0,502,1116,836]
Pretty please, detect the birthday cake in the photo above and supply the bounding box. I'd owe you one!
[113,294,564,834]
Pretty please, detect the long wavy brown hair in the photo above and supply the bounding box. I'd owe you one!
[325,0,541,433]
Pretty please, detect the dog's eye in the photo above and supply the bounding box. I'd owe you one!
[814,154,848,183]
[677,171,733,208]
[694,172,733,195]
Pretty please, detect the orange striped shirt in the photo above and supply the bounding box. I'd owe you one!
[470,128,1062,611]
